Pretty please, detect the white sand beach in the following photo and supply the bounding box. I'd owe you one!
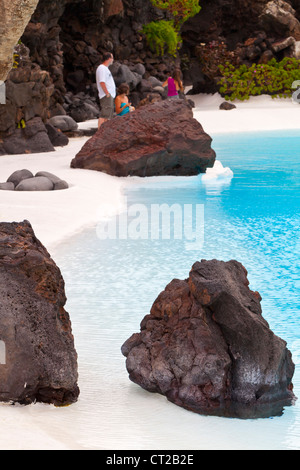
[193,92,300,134]
[1,92,299,251]
[0,135,126,250]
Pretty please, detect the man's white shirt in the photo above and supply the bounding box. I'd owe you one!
[96,64,116,99]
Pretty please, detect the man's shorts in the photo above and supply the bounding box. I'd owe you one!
[100,95,114,119]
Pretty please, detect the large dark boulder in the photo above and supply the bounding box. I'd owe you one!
[0,117,55,155]
[0,220,79,406]
[122,259,296,419]
[71,99,216,177]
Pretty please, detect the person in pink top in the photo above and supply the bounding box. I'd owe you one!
[163,69,184,99]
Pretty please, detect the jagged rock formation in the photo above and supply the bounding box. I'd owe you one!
[20,0,172,116]
[0,0,175,152]
[182,0,300,91]
[71,99,216,177]
[0,0,39,81]
[122,259,296,419]
[0,220,79,406]
[2,0,300,150]
[259,0,300,40]
[0,42,56,150]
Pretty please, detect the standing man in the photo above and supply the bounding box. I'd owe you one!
[96,52,116,129]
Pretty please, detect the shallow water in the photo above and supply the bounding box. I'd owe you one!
[1,130,299,450]
[49,129,300,450]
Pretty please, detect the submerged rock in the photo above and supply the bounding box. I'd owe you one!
[71,99,216,177]
[122,259,296,419]
[0,220,79,406]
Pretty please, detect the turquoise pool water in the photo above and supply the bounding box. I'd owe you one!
[53,130,300,450]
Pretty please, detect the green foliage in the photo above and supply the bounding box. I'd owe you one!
[150,0,201,29]
[218,57,300,101]
[142,1,201,57]
[142,20,181,57]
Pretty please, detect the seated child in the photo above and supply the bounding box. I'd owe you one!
[115,83,135,116]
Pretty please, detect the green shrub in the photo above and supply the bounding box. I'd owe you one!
[150,0,201,29]
[142,0,201,57]
[142,20,181,57]
[218,57,300,101]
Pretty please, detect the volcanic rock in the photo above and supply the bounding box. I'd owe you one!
[48,115,78,132]
[0,220,79,406]
[122,259,296,419]
[259,0,300,40]
[35,171,69,190]
[0,182,14,191]
[0,43,55,143]
[7,169,33,187]
[0,117,55,155]
[219,101,237,110]
[15,176,54,191]
[0,0,39,81]
[2,169,69,191]
[110,61,143,90]
[71,99,216,177]
[45,123,69,147]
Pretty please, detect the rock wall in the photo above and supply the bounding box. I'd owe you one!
[0,0,39,81]
[0,43,54,139]
[2,0,300,149]
[181,0,270,50]
[22,0,174,109]
[0,0,177,151]
[182,0,300,91]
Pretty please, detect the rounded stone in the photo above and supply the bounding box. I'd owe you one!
[35,171,62,184]
[48,115,78,132]
[15,176,54,191]
[54,180,69,190]
[219,101,237,110]
[7,169,33,187]
[0,182,15,191]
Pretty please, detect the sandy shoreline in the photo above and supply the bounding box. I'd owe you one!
[0,135,126,250]
[193,92,300,134]
[0,92,299,250]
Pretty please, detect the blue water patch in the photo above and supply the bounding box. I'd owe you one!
[118,129,300,341]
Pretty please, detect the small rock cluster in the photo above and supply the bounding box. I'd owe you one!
[0,169,69,191]
[235,33,300,66]
[111,61,168,108]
